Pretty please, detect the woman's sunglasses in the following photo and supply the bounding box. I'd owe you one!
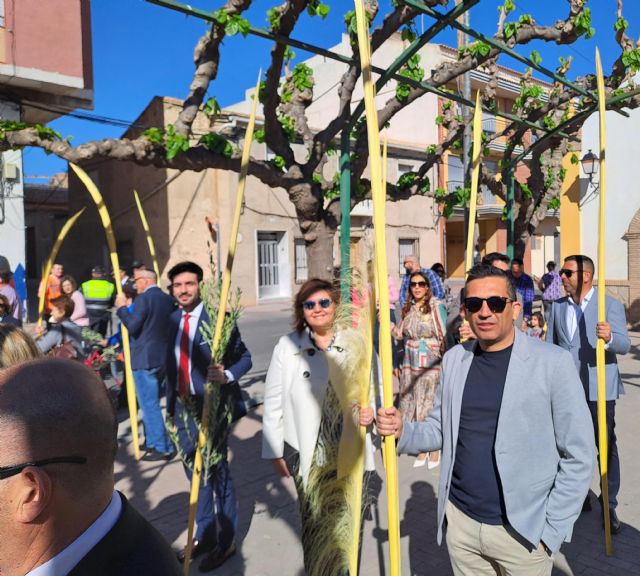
[409,281,428,288]
[463,296,512,314]
[303,298,332,311]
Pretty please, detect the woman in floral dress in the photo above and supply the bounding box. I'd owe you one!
[393,271,447,468]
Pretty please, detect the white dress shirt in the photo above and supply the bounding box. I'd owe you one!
[28,491,122,576]
[173,302,236,390]
[174,301,205,396]
[566,287,610,348]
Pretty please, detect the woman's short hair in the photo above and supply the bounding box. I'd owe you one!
[292,277,339,333]
[0,325,42,368]
[50,294,75,318]
[60,274,78,293]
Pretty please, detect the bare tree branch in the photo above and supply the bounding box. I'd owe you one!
[174,0,253,136]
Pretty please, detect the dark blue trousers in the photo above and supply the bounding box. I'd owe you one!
[588,400,620,509]
[175,400,237,550]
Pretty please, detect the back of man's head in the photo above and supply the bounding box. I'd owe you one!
[546,261,556,271]
[0,359,117,502]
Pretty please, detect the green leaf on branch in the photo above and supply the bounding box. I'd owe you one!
[544,167,556,189]
[614,16,629,32]
[572,9,595,40]
[435,115,444,126]
[547,197,561,210]
[143,127,164,144]
[530,50,542,66]
[396,82,411,102]
[397,171,417,189]
[254,128,265,144]
[291,63,314,91]
[520,182,532,199]
[203,97,221,118]
[267,7,281,31]
[284,45,296,65]
[468,41,491,59]
[344,10,357,34]
[426,144,437,155]
[504,22,519,40]
[418,178,430,195]
[518,14,533,25]
[35,124,62,141]
[401,26,416,43]
[199,132,234,157]
[622,49,640,72]
[503,0,515,14]
[307,0,330,19]
[213,8,250,37]
[271,155,285,170]
[278,114,296,141]
[165,125,190,160]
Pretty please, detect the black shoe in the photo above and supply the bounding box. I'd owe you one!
[176,539,213,563]
[582,496,592,513]
[142,449,176,462]
[605,509,621,534]
[199,542,237,572]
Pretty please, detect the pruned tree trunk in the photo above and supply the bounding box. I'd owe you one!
[303,219,336,280]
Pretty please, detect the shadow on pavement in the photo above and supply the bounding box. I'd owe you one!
[556,492,640,575]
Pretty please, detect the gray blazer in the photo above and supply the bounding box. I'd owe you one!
[545,289,630,401]
[398,330,595,553]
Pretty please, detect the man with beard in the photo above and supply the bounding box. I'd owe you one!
[165,261,252,572]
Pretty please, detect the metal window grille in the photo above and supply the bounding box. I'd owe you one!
[294,238,308,283]
[399,239,418,277]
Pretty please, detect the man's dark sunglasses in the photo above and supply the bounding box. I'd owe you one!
[0,456,87,481]
[302,298,332,311]
[409,281,428,288]
[559,268,575,278]
[463,296,513,314]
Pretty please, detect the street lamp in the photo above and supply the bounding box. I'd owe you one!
[580,149,600,183]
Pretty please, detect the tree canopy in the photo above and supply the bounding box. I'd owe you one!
[3,0,640,275]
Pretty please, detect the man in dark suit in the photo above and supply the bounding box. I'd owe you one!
[546,254,630,533]
[0,359,181,576]
[166,261,252,573]
[116,269,175,460]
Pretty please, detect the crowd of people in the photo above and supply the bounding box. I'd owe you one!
[0,250,631,575]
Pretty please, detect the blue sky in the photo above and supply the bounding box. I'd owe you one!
[23,0,640,181]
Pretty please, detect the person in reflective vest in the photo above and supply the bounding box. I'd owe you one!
[81,265,115,336]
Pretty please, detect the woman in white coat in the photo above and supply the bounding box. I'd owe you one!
[262,277,375,576]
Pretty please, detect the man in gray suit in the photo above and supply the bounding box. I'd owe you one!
[378,264,594,576]
[546,254,630,534]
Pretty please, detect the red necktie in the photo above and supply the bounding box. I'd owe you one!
[178,313,191,397]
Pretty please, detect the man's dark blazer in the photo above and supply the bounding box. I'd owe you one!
[165,305,252,417]
[117,285,174,370]
[68,492,181,576]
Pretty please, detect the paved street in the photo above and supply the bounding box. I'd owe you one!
[114,307,640,575]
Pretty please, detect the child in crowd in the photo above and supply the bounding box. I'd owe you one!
[527,311,545,339]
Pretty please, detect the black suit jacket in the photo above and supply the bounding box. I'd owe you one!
[117,285,175,370]
[68,492,181,575]
[165,306,252,416]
